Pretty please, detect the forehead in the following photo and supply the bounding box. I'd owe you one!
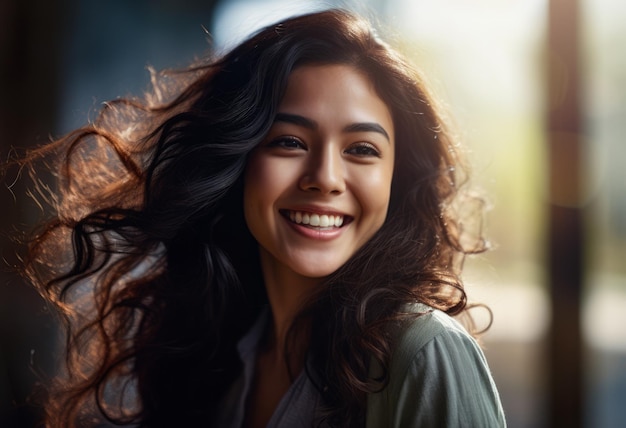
[282,64,376,103]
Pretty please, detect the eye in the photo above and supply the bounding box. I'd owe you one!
[267,136,306,150]
[345,142,381,157]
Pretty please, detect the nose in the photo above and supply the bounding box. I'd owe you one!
[299,147,346,194]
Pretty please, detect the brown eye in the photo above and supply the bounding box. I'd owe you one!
[269,136,306,150]
[345,142,380,157]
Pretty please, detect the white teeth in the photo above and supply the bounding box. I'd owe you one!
[288,211,344,227]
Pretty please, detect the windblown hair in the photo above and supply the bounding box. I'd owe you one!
[20,8,487,428]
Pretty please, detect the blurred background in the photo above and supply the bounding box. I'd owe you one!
[1,0,624,427]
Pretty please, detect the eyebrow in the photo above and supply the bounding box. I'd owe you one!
[274,113,391,142]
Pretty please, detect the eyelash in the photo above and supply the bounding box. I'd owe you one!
[345,142,381,157]
[268,136,305,150]
[267,137,381,158]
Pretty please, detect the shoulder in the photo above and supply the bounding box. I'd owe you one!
[367,303,506,427]
[391,303,483,376]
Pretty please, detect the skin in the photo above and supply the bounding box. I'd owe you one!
[242,64,395,427]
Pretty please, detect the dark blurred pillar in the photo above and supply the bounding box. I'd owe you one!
[0,1,69,427]
[547,0,584,427]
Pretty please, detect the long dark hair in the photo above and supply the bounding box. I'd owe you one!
[19,8,486,427]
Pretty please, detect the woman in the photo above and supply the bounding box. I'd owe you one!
[22,8,505,427]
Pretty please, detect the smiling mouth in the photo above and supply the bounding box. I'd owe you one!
[280,210,350,228]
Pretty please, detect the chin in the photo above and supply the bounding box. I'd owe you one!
[295,267,339,279]
[291,260,344,279]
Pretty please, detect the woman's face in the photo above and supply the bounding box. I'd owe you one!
[244,64,395,280]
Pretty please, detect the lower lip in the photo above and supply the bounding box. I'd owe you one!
[283,216,346,241]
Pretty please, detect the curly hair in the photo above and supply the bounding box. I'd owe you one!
[19,8,487,427]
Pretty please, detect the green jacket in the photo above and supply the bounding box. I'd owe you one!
[367,304,507,427]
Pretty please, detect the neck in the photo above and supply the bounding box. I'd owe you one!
[258,248,321,356]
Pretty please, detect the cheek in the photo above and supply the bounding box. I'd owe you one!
[244,154,276,200]
[243,155,295,229]
[244,157,288,202]
[356,166,394,226]
[357,170,391,239]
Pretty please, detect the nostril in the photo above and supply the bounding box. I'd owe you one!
[298,159,346,194]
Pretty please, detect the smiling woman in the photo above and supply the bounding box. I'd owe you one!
[244,64,395,283]
[18,8,505,428]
